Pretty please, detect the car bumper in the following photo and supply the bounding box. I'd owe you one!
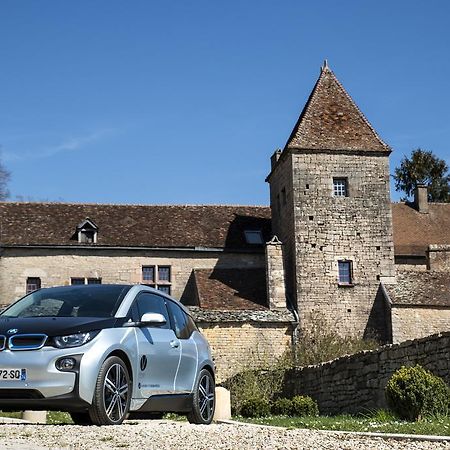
[0,347,87,411]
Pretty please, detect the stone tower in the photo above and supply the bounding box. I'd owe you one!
[266,62,396,340]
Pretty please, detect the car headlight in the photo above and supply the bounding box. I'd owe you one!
[53,330,100,348]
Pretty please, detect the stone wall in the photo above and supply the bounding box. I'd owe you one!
[283,331,450,415]
[391,305,450,343]
[0,247,264,305]
[193,308,294,382]
[290,151,395,338]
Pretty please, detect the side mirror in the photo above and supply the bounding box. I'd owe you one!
[139,312,167,326]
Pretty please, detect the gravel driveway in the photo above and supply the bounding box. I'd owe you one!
[0,420,447,450]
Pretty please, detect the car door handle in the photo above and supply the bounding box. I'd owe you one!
[170,340,179,348]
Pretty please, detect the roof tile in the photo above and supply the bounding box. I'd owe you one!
[191,268,268,310]
[385,271,450,307]
[285,66,389,152]
[0,202,271,250]
[392,203,450,256]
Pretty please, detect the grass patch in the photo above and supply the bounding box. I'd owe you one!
[0,411,73,424]
[236,411,450,436]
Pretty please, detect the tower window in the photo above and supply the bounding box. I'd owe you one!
[26,277,41,294]
[333,178,348,197]
[338,260,353,285]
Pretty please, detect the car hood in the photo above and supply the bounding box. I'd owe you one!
[0,316,121,337]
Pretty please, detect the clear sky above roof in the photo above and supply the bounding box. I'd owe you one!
[1,1,449,204]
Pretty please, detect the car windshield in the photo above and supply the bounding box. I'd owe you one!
[0,285,132,318]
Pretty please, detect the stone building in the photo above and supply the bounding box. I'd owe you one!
[0,63,449,379]
[266,62,396,340]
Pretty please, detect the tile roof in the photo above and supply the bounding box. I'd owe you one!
[385,271,450,307]
[0,202,271,250]
[285,64,389,152]
[190,268,268,310]
[1,201,448,257]
[392,203,450,256]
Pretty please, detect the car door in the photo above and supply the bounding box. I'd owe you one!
[131,292,181,397]
[166,300,198,393]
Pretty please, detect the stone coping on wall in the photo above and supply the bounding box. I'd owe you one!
[187,306,296,323]
[294,330,450,371]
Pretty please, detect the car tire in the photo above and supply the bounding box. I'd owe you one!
[88,356,132,426]
[187,368,215,425]
[70,412,93,425]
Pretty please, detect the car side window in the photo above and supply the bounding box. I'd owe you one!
[134,293,170,329]
[166,301,190,339]
[186,315,198,335]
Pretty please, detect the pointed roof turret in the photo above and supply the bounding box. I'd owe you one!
[285,62,389,152]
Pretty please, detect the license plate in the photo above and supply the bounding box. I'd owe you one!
[0,369,27,381]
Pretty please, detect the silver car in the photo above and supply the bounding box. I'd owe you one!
[0,284,215,425]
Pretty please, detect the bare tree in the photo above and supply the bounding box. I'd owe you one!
[0,153,10,201]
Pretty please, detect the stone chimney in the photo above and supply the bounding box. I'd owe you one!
[270,149,282,170]
[265,236,287,309]
[414,184,429,213]
[427,245,450,271]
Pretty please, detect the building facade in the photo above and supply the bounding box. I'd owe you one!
[1,63,449,380]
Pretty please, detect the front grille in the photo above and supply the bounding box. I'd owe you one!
[0,335,5,351]
[0,389,43,400]
[8,334,48,351]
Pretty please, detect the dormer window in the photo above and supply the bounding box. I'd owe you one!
[244,230,264,245]
[76,218,98,244]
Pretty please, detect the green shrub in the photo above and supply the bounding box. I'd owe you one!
[291,395,319,417]
[271,398,293,416]
[223,350,290,415]
[385,365,450,420]
[240,398,271,418]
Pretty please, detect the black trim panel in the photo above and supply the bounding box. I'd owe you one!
[0,391,90,412]
[136,393,193,413]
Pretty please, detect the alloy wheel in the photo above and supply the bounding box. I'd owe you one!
[103,363,129,422]
[198,372,215,422]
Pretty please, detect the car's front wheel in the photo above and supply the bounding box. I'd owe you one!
[187,368,215,425]
[88,356,131,425]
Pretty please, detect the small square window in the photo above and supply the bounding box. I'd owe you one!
[333,178,348,197]
[142,266,155,282]
[26,277,41,294]
[71,278,85,285]
[157,285,171,295]
[158,266,171,282]
[87,278,102,284]
[244,230,264,245]
[338,261,352,285]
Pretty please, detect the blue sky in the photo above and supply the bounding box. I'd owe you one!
[1,1,449,205]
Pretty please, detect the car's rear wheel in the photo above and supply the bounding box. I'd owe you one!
[187,368,215,425]
[88,356,131,425]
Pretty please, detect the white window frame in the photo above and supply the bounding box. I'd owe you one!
[70,277,102,285]
[333,178,348,197]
